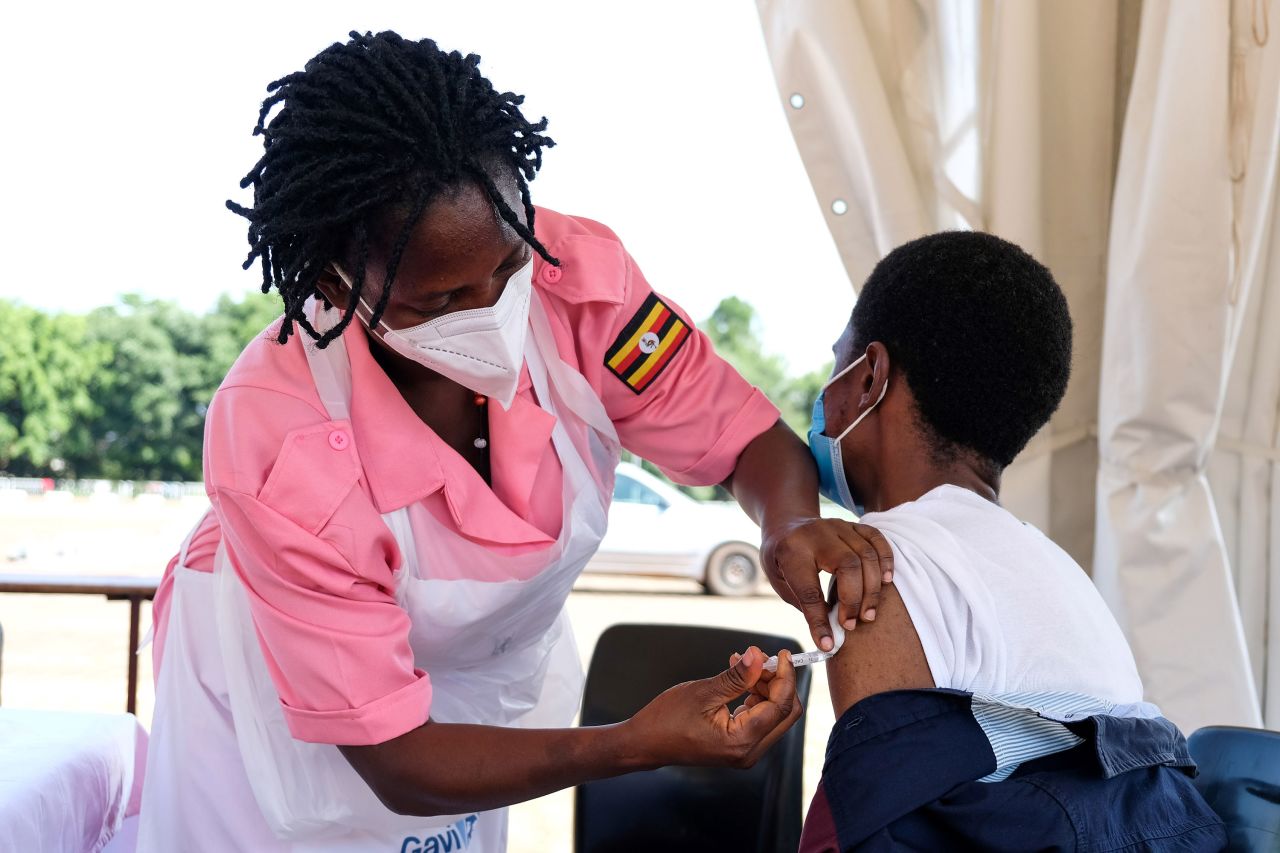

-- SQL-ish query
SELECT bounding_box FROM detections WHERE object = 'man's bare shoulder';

[826,583,935,717]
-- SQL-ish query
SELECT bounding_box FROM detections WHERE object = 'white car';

[586,462,764,596]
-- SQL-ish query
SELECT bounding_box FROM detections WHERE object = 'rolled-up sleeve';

[214,487,431,745]
[205,386,431,746]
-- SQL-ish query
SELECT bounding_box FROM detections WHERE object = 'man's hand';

[762,518,894,651]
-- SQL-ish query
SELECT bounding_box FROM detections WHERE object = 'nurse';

[138,31,892,852]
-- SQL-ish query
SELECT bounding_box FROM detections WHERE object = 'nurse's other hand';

[621,647,801,770]
[762,518,894,651]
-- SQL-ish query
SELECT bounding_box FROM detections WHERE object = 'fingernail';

[864,608,876,622]
[843,619,857,630]
[819,636,833,651]
[740,649,756,666]
[883,571,893,583]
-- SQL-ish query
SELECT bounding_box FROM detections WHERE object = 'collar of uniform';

[342,314,558,547]
[488,375,558,527]
[438,369,558,547]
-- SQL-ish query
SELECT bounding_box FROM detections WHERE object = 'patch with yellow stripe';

[605,293,692,394]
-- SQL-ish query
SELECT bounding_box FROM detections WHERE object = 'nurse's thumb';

[705,647,761,702]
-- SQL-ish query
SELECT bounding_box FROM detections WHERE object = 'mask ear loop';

[826,353,889,442]
[331,263,386,332]
[821,354,863,392]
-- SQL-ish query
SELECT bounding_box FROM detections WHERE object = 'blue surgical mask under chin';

[807,354,888,515]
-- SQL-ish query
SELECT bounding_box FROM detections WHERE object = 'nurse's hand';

[762,518,894,651]
[620,647,801,770]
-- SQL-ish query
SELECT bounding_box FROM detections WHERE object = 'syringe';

[760,603,847,672]
[762,648,836,671]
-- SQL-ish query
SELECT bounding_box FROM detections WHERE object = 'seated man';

[792,232,1226,851]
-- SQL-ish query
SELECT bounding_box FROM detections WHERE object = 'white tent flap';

[1093,0,1262,731]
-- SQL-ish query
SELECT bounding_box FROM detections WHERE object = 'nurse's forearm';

[723,420,820,530]
[339,649,801,817]
[723,419,891,649]
[340,720,645,816]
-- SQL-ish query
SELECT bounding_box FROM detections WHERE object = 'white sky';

[1,1,852,373]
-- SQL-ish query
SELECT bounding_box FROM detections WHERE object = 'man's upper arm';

[826,583,935,716]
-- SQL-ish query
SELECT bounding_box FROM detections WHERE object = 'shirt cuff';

[280,670,433,746]
[661,388,781,486]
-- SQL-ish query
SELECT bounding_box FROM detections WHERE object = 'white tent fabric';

[756,0,1132,569]
[1094,0,1265,732]
[757,0,1279,732]
[754,0,938,289]
[1208,0,1280,727]
[976,1,1134,565]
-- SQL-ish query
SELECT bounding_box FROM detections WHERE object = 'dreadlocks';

[227,30,559,347]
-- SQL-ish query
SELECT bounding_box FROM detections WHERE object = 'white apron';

[138,294,620,852]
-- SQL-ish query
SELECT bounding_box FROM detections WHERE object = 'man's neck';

[863,463,1000,514]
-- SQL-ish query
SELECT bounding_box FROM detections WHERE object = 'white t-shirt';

[859,485,1144,704]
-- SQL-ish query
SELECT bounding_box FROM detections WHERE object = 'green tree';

[4,290,825,485]
[626,297,833,499]
[702,296,832,434]
[774,365,831,433]
[200,291,284,387]
[68,291,281,481]
[0,301,108,476]
[193,291,285,423]
[703,297,789,398]
[74,297,199,480]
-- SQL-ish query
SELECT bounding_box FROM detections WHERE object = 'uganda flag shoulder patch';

[604,293,692,394]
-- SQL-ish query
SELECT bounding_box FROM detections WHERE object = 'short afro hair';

[849,231,1072,469]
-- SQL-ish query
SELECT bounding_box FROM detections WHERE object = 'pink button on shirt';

[153,209,780,746]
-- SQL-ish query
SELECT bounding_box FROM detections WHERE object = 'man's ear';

[860,342,891,407]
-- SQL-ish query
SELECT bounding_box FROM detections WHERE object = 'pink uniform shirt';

[153,209,779,745]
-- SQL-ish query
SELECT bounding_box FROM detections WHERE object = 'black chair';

[575,624,812,853]
[1187,725,1280,852]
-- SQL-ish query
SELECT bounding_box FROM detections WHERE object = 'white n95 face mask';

[332,259,534,409]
